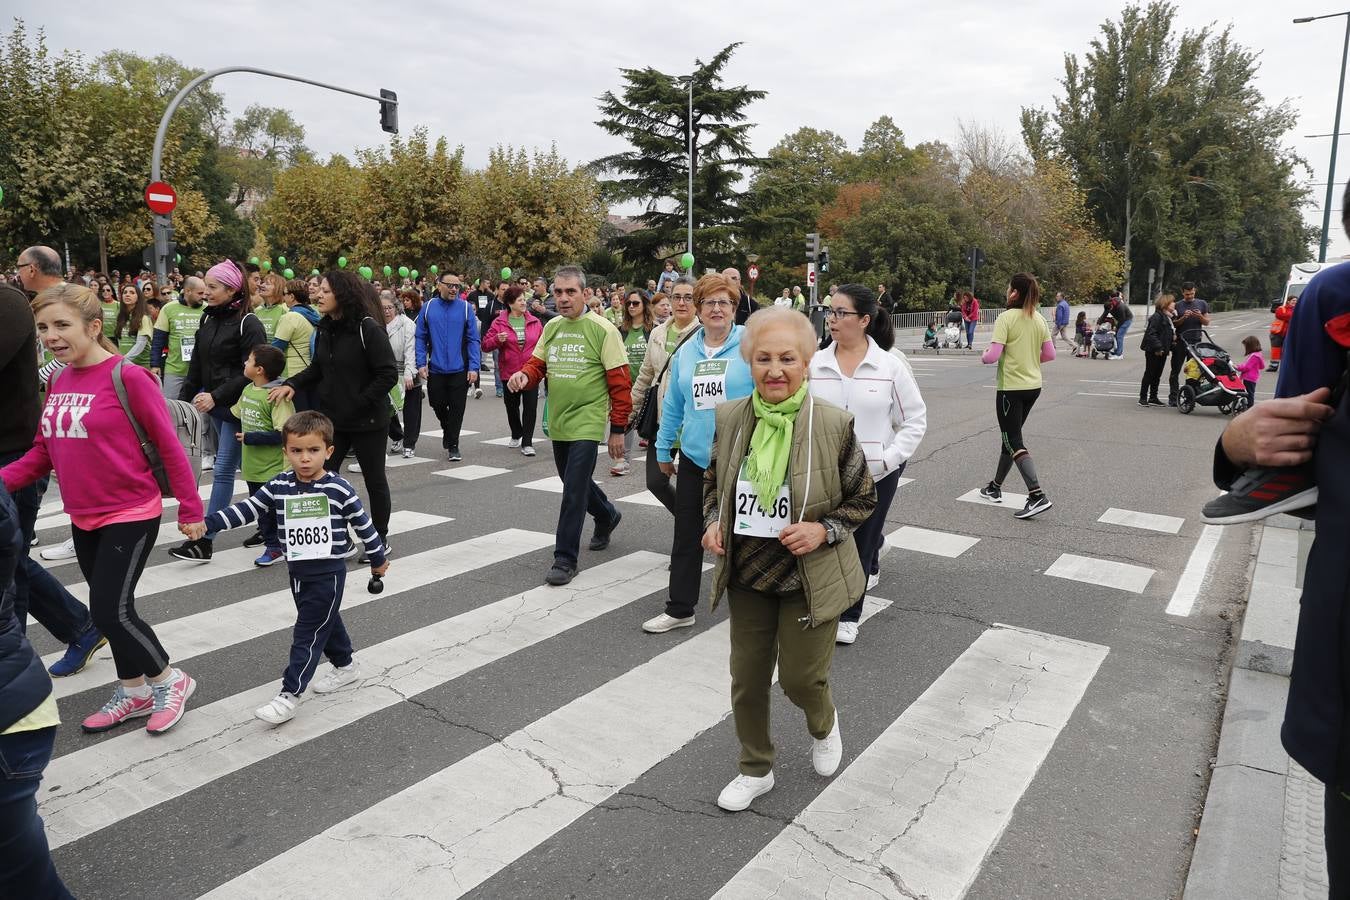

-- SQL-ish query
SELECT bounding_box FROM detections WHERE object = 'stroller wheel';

[1178,385,1197,415]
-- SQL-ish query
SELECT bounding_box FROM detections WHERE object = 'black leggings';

[326,429,391,539]
[503,386,538,446]
[71,516,168,680]
[996,389,1040,458]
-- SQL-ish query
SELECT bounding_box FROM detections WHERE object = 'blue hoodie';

[656,325,753,469]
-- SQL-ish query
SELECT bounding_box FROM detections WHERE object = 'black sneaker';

[1013,493,1053,520]
[978,482,1002,503]
[589,511,622,551]
[448,447,462,462]
[545,562,578,586]
[1201,466,1318,525]
[358,538,391,565]
[1148,398,1165,406]
[168,539,213,562]
[242,531,265,548]
[1138,399,1149,407]
[1167,397,1178,407]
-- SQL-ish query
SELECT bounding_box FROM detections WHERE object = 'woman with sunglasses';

[612,290,654,476]
[630,277,698,512]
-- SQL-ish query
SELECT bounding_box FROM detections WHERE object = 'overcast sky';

[17,0,1350,263]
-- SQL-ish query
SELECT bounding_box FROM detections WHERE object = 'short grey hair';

[740,306,818,364]
[671,275,695,289]
[553,265,586,287]
[22,245,62,277]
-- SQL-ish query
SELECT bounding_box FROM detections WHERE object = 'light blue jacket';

[656,325,754,469]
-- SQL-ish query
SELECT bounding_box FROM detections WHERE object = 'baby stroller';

[941,321,963,348]
[1089,323,1115,359]
[1177,331,1249,416]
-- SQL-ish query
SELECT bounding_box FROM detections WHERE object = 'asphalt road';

[30,308,1270,899]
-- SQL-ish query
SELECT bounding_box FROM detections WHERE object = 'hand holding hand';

[507,372,528,393]
[418,366,428,381]
[192,392,215,413]
[180,521,206,540]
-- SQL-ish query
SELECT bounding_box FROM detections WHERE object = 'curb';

[1184,517,1326,898]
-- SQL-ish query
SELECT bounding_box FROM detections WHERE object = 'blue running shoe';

[49,626,107,677]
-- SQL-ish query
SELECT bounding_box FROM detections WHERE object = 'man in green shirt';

[152,275,206,401]
[508,265,632,586]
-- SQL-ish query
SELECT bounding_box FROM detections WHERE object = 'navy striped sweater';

[204,471,385,573]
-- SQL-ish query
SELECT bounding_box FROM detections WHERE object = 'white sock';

[124,683,151,698]
[148,668,179,686]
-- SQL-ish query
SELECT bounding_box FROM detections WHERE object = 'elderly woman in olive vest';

[700,307,876,813]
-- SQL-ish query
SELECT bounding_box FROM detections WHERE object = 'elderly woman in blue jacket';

[643,273,755,635]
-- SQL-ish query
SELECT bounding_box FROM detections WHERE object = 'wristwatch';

[823,522,840,545]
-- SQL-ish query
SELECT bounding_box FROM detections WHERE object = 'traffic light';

[805,232,820,262]
[819,247,830,273]
[379,89,399,134]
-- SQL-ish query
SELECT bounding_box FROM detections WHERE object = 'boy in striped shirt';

[189,411,389,724]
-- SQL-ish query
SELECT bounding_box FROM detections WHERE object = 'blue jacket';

[656,325,754,469]
[415,296,481,375]
[1055,298,1070,327]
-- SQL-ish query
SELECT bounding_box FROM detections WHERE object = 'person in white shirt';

[808,283,927,645]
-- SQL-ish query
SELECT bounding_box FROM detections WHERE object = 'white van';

[1281,260,1347,304]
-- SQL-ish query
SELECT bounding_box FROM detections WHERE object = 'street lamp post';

[685,73,694,262]
[1295,12,1350,262]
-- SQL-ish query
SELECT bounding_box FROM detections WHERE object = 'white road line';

[1076,380,1141,386]
[517,475,565,492]
[419,429,479,439]
[483,435,549,446]
[205,597,890,899]
[956,486,1028,508]
[1076,391,1138,398]
[1165,525,1224,616]
[41,552,679,850]
[1098,507,1185,535]
[352,455,432,471]
[40,529,554,701]
[33,480,245,533]
[432,465,510,481]
[56,510,450,605]
[616,490,668,507]
[713,625,1108,900]
[1045,553,1154,594]
[885,525,980,558]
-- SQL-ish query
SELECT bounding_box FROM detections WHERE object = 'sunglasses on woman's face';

[627,300,642,307]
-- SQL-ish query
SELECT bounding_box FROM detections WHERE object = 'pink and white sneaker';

[81,685,154,733]
[146,669,197,735]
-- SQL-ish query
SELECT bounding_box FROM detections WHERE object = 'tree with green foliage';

[591,43,765,272]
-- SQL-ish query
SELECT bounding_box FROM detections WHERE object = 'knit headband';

[206,260,243,292]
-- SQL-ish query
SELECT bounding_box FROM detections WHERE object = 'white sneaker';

[610,459,630,476]
[642,613,695,634]
[717,771,775,812]
[473,387,483,399]
[312,661,360,694]
[402,448,416,459]
[866,572,880,591]
[812,713,843,776]
[508,437,522,448]
[40,537,77,561]
[348,462,362,474]
[835,621,859,645]
[521,446,536,457]
[388,440,403,455]
[254,691,299,725]
[201,457,214,472]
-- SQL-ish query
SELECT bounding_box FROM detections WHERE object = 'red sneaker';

[146,670,197,735]
[81,686,154,733]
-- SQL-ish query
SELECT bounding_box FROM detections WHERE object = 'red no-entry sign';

[145,181,177,215]
[747,265,760,281]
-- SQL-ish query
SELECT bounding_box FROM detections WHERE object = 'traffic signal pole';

[149,66,398,283]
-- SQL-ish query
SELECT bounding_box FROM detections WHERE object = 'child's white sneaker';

[312,661,360,694]
[255,691,299,725]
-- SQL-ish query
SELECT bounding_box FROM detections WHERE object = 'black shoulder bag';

[635,324,701,440]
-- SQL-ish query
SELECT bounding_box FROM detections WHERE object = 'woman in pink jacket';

[479,286,544,456]
[0,284,204,736]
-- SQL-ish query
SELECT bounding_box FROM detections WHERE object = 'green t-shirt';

[100,302,120,339]
[116,314,154,368]
[604,306,624,327]
[533,311,628,442]
[509,314,527,348]
[272,311,315,378]
[623,326,648,380]
[254,302,288,343]
[992,308,1052,391]
[230,383,296,483]
[154,300,203,376]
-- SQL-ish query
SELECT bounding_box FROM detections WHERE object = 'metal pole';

[687,73,694,260]
[150,66,397,282]
[1322,15,1350,262]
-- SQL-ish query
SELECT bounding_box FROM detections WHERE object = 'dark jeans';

[1329,785,1350,898]
[71,515,167,680]
[325,429,390,540]
[1244,379,1257,408]
[1140,351,1167,402]
[1167,342,1191,400]
[645,449,676,515]
[388,385,423,450]
[427,371,469,451]
[842,466,903,623]
[666,457,706,619]
[550,439,619,568]
[282,570,353,696]
[246,481,281,552]
[503,386,538,446]
[0,450,92,645]
[0,726,73,900]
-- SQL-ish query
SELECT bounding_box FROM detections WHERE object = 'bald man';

[721,267,757,325]
[152,275,207,400]
[15,245,64,296]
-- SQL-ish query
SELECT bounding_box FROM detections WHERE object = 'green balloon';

[680,252,694,270]
[249,256,260,265]
[278,256,287,267]
[311,268,320,276]
[500,266,512,280]
[261,260,272,272]
[429,264,438,276]
[337,256,348,269]
[410,269,419,280]
[398,265,410,278]
[382,265,393,277]
[175,253,182,264]
[359,265,373,280]
[283,268,294,279]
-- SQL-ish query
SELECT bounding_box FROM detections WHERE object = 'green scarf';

[744,385,807,509]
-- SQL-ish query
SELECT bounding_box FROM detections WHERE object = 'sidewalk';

[1184,514,1326,898]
